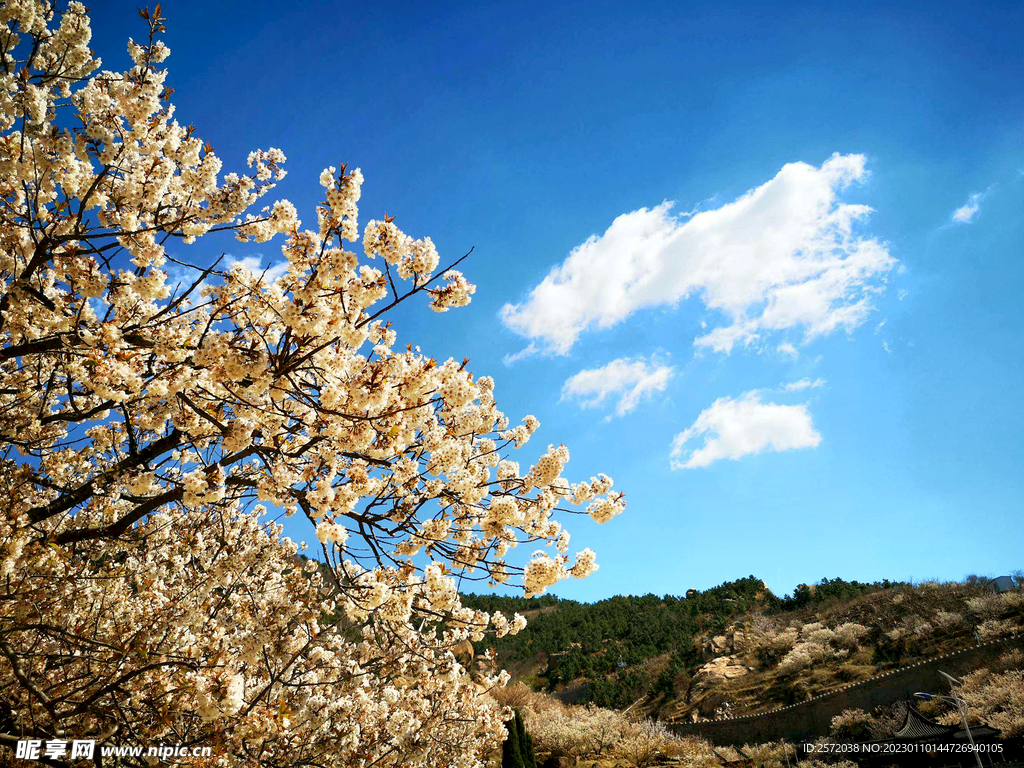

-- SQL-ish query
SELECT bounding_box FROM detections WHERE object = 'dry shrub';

[1003,590,1024,610]
[490,681,535,711]
[742,740,796,768]
[663,736,720,767]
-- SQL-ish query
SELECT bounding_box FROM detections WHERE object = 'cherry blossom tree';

[0,2,624,765]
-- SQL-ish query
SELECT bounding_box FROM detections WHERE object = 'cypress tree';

[501,709,536,768]
[501,713,524,768]
[521,721,537,768]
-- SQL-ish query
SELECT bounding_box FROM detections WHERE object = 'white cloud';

[670,390,822,469]
[783,377,826,391]
[777,342,799,358]
[897,289,908,301]
[882,339,892,354]
[502,343,538,366]
[230,254,289,284]
[501,153,896,355]
[561,357,674,417]
[165,262,204,294]
[231,255,263,272]
[951,192,984,223]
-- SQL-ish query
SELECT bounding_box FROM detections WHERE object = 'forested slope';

[464,574,1023,718]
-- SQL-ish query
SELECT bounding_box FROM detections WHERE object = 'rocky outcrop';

[685,652,752,720]
[702,627,747,659]
[704,635,730,659]
[693,655,750,690]
[732,630,746,652]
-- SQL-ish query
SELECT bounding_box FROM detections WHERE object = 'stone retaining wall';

[669,634,1022,746]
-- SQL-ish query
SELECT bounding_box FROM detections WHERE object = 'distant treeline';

[779,577,904,610]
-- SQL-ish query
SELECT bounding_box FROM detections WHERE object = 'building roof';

[853,702,1002,747]
[894,706,956,739]
[989,575,1015,593]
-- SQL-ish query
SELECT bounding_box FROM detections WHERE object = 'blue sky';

[95,1,1023,599]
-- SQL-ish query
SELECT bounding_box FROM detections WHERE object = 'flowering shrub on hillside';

[776,621,869,673]
[617,718,677,768]
[832,622,870,648]
[525,703,624,762]
[937,651,1024,738]
[514,692,701,767]
[829,708,874,741]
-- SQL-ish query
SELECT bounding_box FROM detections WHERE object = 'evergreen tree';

[501,713,524,768]
[520,710,538,768]
[501,710,537,768]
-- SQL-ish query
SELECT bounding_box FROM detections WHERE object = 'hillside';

[464,576,776,709]
[463,573,1024,721]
